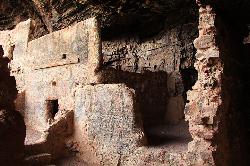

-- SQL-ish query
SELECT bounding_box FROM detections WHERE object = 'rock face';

[0,0,197,39]
[101,20,198,127]
[0,46,26,165]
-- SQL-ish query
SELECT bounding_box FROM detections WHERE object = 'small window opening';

[46,99,59,119]
[52,81,56,86]
[62,54,67,59]
[8,45,15,60]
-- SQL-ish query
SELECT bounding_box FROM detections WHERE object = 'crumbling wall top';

[27,18,101,72]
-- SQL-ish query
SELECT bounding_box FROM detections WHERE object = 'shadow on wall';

[99,68,192,146]
[0,45,26,165]
[180,67,198,102]
[214,9,250,166]
[100,68,168,125]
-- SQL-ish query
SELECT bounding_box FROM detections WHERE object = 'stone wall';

[0,18,101,131]
[0,19,31,119]
[185,4,222,165]
[0,1,249,165]
[74,84,145,165]
[24,18,101,131]
[0,13,199,166]
[0,19,31,91]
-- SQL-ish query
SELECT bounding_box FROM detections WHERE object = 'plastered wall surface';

[1,18,101,131]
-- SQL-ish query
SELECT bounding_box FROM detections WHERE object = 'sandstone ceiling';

[0,0,197,39]
[0,0,249,40]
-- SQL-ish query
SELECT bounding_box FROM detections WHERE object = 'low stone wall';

[73,84,145,165]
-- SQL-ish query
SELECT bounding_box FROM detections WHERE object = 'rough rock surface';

[0,0,250,165]
[74,84,145,165]
[101,18,198,128]
[0,0,198,40]
[0,46,26,165]
[185,4,222,165]
[0,0,249,40]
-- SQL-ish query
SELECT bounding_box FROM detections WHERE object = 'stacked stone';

[185,2,223,165]
[0,46,26,165]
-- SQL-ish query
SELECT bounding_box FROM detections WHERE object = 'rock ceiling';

[0,0,249,39]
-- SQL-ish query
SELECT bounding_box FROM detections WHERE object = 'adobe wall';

[0,18,101,131]
[24,18,101,131]
[73,84,145,165]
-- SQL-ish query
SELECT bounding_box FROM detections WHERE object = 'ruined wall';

[24,18,101,131]
[0,17,101,132]
[73,84,145,165]
[0,9,221,166]
[185,3,223,165]
[0,20,31,118]
[121,3,231,166]
[0,1,249,165]
[0,19,30,91]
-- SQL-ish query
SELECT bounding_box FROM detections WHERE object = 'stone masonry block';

[74,84,145,165]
